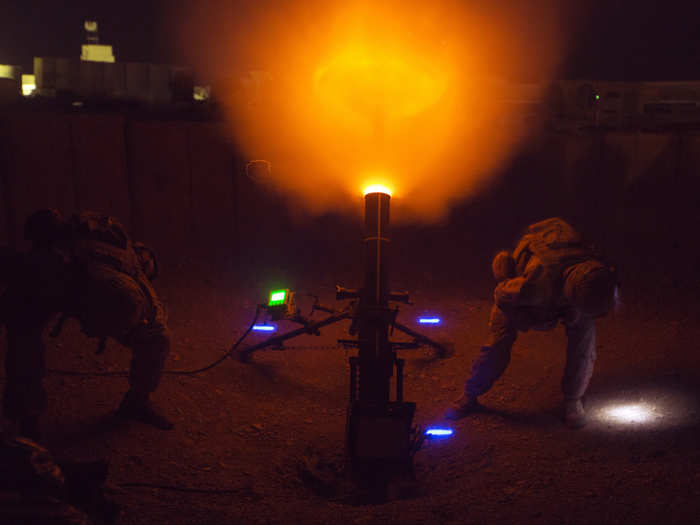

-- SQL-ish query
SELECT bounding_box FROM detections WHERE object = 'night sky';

[0,0,698,81]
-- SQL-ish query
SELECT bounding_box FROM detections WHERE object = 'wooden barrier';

[0,160,8,246]
[187,122,236,263]
[69,114,131,228]
[126,120,191,258]
[1,113,75,250]
[1,110,699,266]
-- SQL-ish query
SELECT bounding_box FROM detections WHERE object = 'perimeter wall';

[1,111,699,275]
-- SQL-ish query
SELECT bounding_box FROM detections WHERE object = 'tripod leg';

[392,322,454,358]
[237,313,351,362]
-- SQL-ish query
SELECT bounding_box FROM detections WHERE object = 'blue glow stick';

[418,317,441,325]
[425,428,454,437]
[252,324,276,332]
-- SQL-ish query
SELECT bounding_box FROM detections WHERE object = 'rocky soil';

[2,253,698,524]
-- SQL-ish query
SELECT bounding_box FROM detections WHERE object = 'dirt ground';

[2,247,700,524]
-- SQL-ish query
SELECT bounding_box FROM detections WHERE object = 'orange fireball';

[174,0,570,221]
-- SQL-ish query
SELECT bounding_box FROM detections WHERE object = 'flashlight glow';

[418,317,441,325]
[252,324,276,332]
[603,404,657,424]
[588,387,697,430]
[425,428,454,437]
[363,184,392,196]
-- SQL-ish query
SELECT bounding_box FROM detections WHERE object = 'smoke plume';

[172,0,573,222]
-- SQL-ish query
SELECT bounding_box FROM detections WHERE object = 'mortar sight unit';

[238,189,453,474]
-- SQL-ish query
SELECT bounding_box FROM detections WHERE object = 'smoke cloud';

[172,0,573,222]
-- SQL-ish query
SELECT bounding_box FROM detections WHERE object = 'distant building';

[193,85,211,102]
[80,21,116,63]
[0,64,22,101]
[546,80,700,130]
[34,57,194,105]
[21,74,36,96]
[32,20,194,106]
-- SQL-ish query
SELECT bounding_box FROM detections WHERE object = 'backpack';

[68,212,142,279]
[513,218,592,274]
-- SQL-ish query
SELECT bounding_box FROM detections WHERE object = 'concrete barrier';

[676,133,700,235]
[78,61,104,98]
[622,133,681,239]
[499,134,568,226]
[562,133,603,234]
[125,63,149,103]
[563,133,601,192]
[633,133,680,185]
[526,134,567,216]
[679,133,700,181]
[55,58,79,94]
[149,65,171,104]
[600,132,636,237]
[103,63,126,99]
[602,132,636,185]
[0,77,20,103]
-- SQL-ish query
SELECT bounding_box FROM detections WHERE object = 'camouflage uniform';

[1,210,170,433]
[464,218,615,403]
[2,245,70,426]
[0,433,118,524]
[68,212,170,402]
[0,434,88,525]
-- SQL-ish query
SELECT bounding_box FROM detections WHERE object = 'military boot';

[116,391,174,430]
[564,399,587,428]
[445,394,481,420]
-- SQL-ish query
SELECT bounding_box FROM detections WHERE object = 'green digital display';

[268,290,287,306]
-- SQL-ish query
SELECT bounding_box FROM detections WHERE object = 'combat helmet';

[24,209,70,246]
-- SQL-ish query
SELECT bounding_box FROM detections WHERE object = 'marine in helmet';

[445,217,619,428]
[0,429,120,524]
[1,209,173,440]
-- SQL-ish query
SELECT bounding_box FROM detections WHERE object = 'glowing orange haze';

[175,1,571,222]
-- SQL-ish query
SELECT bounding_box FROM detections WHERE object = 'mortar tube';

[358,191,393,403]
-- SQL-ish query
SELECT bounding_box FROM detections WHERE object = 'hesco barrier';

[0,110,699,264]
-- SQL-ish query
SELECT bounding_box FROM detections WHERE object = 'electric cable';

[47,306,261,377]
[117,482,245,494]
[45,369,128,377]
[164,305,260,375]
[46,307,261,499]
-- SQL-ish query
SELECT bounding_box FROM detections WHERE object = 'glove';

[133,243,158,281]
[492,251,515,282]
